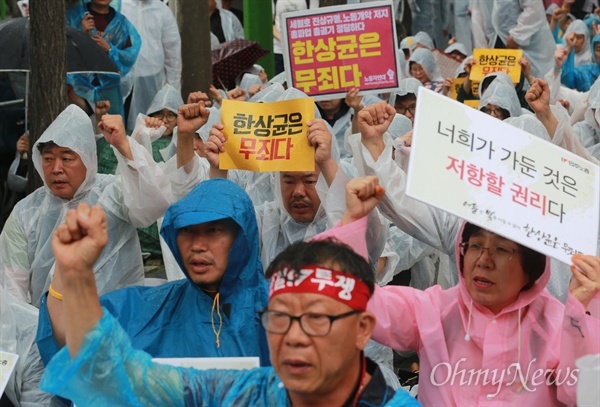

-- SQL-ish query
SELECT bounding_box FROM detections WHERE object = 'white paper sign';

[407,88,600,264]
[0,351,19,397]
[153,357,260,371]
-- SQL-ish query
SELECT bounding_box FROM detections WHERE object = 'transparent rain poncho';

[478,78,522,119]
[472,0,555,78]
[120,0,182,128]
[408,31,434,54]
[0,105,172,306]
[39,310,419,406]
[408,48,444,82]
[0,285,57,406]
[562,20,592,67]
[574,80,600,147]
[388,78,423,107]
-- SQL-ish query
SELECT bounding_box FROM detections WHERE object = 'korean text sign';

[281,1,401,101]
[220,98,315,172]
[470,48,523,83]
[407,88,599,264]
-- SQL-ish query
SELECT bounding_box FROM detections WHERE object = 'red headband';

[269,265,371,311]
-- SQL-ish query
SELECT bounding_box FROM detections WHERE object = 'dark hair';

[37,141,57,154]
[265,238,375,294]
[460,223,546,291]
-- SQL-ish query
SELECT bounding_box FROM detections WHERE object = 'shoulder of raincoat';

[368,221,600,406]
[39,308,421,406]
[1,286,57,406]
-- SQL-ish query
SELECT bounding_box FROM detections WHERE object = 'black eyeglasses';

[459,242,518,262]
[259,309,361,337]
[396,104,416,115]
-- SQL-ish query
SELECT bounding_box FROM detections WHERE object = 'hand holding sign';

[342,176,385,225]
[206,124,226,169]
[308,118,337,185]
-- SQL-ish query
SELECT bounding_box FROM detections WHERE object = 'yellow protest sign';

[469,48,523,83]
[464,100,480,109]
[220,99,315,172]
[449,78,465,100]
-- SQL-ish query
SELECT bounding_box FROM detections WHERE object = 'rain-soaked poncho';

[0,105,172,306]
[37,179,270,370]
[66,2,141,77]
[37,220,419,407]
[478,78,523,119]
[408,31,435,53]
[562,20,592,67]
[574,80,600,147]
[349,112,599,297]
[121,0,182,128]
[388,78,423,108]
[0,285,57,407]
[368,222,600,406]
[470,0,555,78]
[408,48,444,92]
[561,33,600,92]
[408,0,449,50]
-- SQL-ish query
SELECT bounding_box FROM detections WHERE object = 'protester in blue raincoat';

[556,33,600,92]
[37,181,420,406]
[36,179,270,368]
[66,0,141,118]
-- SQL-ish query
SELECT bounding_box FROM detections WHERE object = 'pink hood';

[369,222,599,406]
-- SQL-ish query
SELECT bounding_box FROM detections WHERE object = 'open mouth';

[473,277,493,288]
[283,360,312,374]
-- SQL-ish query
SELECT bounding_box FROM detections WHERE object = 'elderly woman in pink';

[363,197,600,405]
[338,175,600,405]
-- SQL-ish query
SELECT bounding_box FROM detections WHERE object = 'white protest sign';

[0,351,19,397]
[153,357,260,371]
[407,88,599,264]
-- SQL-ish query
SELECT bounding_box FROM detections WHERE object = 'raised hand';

[342,176,386,225]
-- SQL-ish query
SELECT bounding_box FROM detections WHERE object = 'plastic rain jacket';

[0,105,172,306]
[368,222,600,406]
[37,179,270,369]
[0,285,57,407]
[562,20,592,67]
[470,0,555,78]
[478,79,523,119]
[408,48,444,92]
[561,33,600,92]
[574,80,600,147]
[121,0,182,128]
[38,220,419,407]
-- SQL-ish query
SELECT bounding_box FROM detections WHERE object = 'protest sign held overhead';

[470,48,523,83]
[220,98,315,172]
[281,1,401,101]
[407,88,599,265]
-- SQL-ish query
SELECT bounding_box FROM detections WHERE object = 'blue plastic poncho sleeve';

[106,16,141,76]
[560,48,599,92]
[36,293,61,366]
[39,309,266,407]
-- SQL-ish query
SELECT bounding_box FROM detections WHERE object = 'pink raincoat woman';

[368,222,600,406]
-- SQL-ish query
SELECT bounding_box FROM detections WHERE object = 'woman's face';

[594,43,600,64]
[410,63,430,84]
[462,230,529,314]
[574,33,586,53]
[482,104,507,121]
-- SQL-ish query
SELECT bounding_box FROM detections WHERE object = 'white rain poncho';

[574,80,600,147]
[452,0,473,53]
[409,31,435,53]
[408,0,449,50]
[388,114,413,172]
[0,105,173,306]
[213,8,244,43]
[121,0,182,129]
[478,78,522,118]
[562,20,592,67]
[146,83,183,116]
[444,42,468,58]
[408,48,444,82]
[0,285,57,406]
[7,153,27,194]
[470,0,555,78]
[388,78,423,107]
